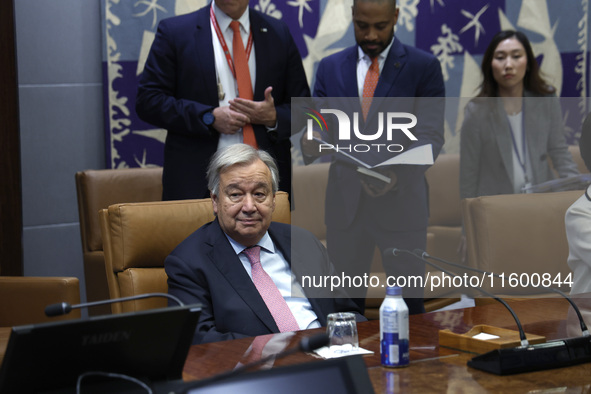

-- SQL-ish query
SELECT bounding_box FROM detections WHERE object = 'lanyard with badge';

[507,107,532,193]
[210,5,253,101]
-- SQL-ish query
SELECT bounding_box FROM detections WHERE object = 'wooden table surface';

[0,297,589,393]
[181,296,591,393]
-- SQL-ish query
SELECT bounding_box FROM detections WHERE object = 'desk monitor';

[183,354,375,394]
[0,304,201,394]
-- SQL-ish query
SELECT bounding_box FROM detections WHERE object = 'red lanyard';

[210,5,253,80]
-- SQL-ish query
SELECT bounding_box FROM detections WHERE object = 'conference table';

[180,296,591,393]
[0,296,589,392]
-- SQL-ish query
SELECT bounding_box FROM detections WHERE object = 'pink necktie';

[362,57,379,120]
[242,335,273,364]
[243,246,300,332]
[230,21,257,148]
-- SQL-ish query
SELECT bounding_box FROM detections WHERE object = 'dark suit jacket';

[460,91,579,199]
[165,219,363,344]
[313,39,445,231]
[136,5,310,200]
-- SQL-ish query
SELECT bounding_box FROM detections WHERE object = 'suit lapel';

[269,224,328,325]
[342,47,361,98]
[374,38,406,98]
[250,11,270,100]
[196,6,222,105]
[269,227,290,264]
[492,98,515,181]
[207,220,279,332]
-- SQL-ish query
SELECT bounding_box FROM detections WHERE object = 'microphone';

[299,332,330,352]
[45,292,184,317]
[414,248,590,337]
[383,247,530,347]
[181,333,329,392]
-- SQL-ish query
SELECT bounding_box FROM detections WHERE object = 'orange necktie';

[230,21,257,148]
[362,57,379,120]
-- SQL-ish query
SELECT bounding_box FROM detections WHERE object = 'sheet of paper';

[374,144,434,166]
[313,345,374,359]
[472,332,501,341]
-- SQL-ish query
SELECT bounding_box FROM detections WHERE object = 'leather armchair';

[75,168,163,315]
[99,192,291,314]
[292,159,462,318]
[0,276,81,327]
[425,153,463,264]
[462,190,582,302]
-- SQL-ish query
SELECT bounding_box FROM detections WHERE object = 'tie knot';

[230,20,241,34]
[243,245,261,266]
[370,56,379,70]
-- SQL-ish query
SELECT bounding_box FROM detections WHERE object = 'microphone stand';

[45,293,184,316]
[388,248,591,375]
[389,248,530,347]
[416,249,590,337]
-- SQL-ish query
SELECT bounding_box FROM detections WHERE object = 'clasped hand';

[212,87,276,134]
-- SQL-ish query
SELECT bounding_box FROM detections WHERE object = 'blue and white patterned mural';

[101,0,590,168]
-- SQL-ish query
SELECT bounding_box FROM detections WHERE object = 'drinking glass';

[326,312,359,353]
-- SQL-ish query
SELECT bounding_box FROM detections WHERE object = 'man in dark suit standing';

[136,0,309,200]
[303,0,445,314]
[165,144,363,344]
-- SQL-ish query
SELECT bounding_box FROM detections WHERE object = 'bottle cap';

[386,286,402,296]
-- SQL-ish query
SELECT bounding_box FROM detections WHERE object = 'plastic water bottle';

[380,286,409,367]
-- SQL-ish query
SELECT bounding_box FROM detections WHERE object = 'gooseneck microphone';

[383,247,530,347]
[299,332,331,352]
[44,292,184,317]
[181,333,329,392]
[413,248,590,337]
[386,248,591,375]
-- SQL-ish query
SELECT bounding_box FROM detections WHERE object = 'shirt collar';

[213,2,251,34]
[226,231,275,255]
[357,35,396,64]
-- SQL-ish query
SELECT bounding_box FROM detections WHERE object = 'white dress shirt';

[211,3,256,150]
[565,185,591,295]
[356,37,395,99]
[507,112,533,193]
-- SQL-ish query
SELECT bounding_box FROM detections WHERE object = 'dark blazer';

[136,5,310,200]
[459,91,579,199]
[313,39,445,231]
[165,219,364,344]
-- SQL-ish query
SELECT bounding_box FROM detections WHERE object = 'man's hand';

[360,167,398,197]
[229,86,277,128]
[212,106,251,135]
[301,131,326,157]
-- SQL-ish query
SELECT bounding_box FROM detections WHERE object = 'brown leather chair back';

[75,168,163,314]
[292,159,461,316]
[425,153,463,265]
[462,190,582,296]
[292,162,330,242]
[100,192,291,313]
[426,153,461,227]
[0,277,81,327]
